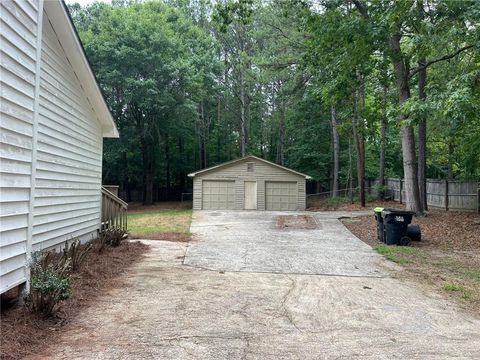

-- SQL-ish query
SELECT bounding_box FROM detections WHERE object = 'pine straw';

[307,198,404,212]
[343,209,480,251]
[0,241,149,360]
[342,209,480,313]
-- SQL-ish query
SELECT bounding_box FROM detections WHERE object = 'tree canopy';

[69,0,480,209]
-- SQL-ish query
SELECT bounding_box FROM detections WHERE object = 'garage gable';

[188,156,310,180]
[190,156,310,211]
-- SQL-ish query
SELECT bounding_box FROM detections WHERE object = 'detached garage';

[188,156,311,211]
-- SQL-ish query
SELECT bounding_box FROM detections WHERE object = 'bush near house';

[1,235,148,360]
[25,251,72,317]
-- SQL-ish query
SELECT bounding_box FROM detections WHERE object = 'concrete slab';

[36,239,480,360]
[185,210,389,277]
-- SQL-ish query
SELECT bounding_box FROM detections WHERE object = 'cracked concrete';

[33,211,480,359]
[185,211,390,277]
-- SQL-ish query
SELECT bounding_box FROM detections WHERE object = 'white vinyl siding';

[0,0,39,293]
[32,12,102,251]
[1,2,106,294]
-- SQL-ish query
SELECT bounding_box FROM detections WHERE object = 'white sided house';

[0,0,120,294]
[189,156,311,211]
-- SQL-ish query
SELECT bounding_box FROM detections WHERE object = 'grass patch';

[373,244,420,265]
[443,282,474,299]
[128,209,192,238]
[463,270,480,283]
[444,282,465,292]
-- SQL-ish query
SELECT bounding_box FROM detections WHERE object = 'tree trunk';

[353,79,365,208]
[140,129,154,205]
[352,120,365,207]
[178,137,185,189]
[197,101,208,169]
[379,84,387,197]
[165,133,171,199]
[390,33,423,214]
[417,62,428,210]
[143,152,154,205]
[240,73,247,157]
[447,142,454,180]
[217,97,221,163]
[277,99,286,166]
[330,105,340,197]
[348,134,354,204]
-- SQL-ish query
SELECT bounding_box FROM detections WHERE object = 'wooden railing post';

[101,186,128,234]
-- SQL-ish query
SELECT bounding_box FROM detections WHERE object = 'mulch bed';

[342,209,480,313]
[307,198,404,212]
[343,209,480,251]
[0,241,149,360]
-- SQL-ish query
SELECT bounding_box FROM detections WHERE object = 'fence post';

[399,178,403,204]
[445,179,449,211]
[477,187,479,214]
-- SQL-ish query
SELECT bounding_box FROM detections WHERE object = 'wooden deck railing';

[101,186,128,232]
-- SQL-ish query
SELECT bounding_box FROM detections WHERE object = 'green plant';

[25,251,72,316]
[374,184,390,200]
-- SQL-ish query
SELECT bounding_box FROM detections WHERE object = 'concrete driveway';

[185,210,388,277]
[37,211,480,359]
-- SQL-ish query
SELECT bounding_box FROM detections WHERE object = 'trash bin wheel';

[399,236,411,246]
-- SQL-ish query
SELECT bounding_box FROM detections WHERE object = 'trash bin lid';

[374,207,384,213]
[386,208,415,215]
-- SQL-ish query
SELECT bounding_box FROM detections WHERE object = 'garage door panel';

[202,180,235,210]
[265,182,297,211]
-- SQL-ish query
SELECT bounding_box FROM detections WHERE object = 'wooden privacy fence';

[367,178,479,212]
[101,186,128,232]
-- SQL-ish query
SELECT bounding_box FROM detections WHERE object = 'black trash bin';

[406,224,421,241]
[374,207,385,242]
[381,209,415,245]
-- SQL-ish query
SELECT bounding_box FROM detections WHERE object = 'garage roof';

[188,155,312,179]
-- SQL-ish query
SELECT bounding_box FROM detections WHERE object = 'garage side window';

[247,162,254,172]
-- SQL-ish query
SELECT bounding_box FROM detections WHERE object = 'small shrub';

[101,227,127,248]
[25,251,72,316]
[374,184,390,200]
[60,238,92,272]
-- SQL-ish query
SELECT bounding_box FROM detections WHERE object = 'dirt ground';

[307,196,404,212]
[0,241,149,360]
[276,214,318,229]
[128,201,192,213]
[342,209,480,313]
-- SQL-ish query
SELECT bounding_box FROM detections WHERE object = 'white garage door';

[265,182,298,211]
[202,180,235,210]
